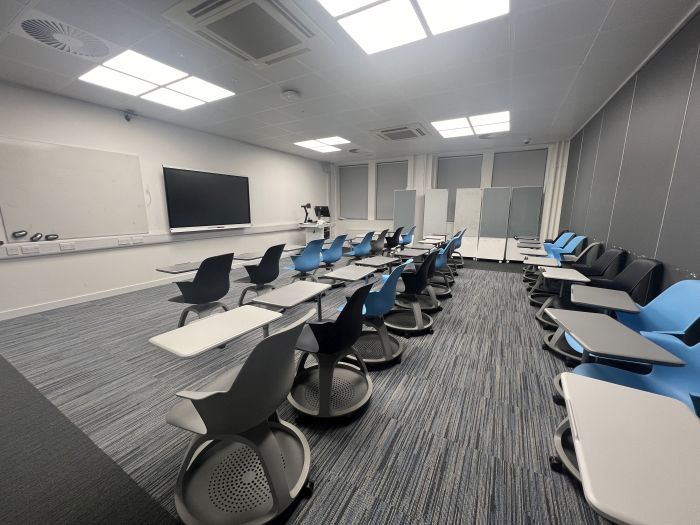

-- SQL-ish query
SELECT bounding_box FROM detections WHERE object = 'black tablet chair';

[541,258,664,358]
[385,250,440,336]
[371,229,389,255]
[236,244,285,306]
[288,284,373,418]
[395,248,442,313]
[166,310,315,525]
[524,242,603,287]
[354,261,411,366]
[384,226,404,254]
[171,253,233,327]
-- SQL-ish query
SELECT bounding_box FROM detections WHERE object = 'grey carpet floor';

[0,259,604,524]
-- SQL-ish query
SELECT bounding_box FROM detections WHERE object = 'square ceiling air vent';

[375,123,429,141]
[164,0,316,65]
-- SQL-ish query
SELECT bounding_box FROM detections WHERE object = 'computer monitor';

[314,205,330,218]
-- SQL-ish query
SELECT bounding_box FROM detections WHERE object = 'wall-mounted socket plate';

[6,245,20,256]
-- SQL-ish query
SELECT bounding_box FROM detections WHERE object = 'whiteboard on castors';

[423,188,448,236]
[0,137,148,241]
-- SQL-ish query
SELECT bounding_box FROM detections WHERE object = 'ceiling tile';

[0,55,74,92]
[253,58,312,83]
[0,33,95,78]
[512,35,593,77]
[253,108,299,125]
[603,0,698,31]
[0,0,24,34]
[278,73,340,100]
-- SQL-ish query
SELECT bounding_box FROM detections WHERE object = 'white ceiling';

[0,0,697,162]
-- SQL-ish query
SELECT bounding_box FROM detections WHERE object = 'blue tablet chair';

[354,261,411,365]
[289,239,324,281]
[399,226,416,249]
[572,332,700,416]
[321,234,347,270]
[345,231,373,265]
[550,279,700,363]
[449,229,466,270]
[430,238,458,298]
[529,236,588,306]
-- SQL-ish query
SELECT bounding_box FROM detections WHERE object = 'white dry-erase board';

[0,137,148,241]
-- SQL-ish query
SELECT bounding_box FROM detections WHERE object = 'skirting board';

[476,237,507,261]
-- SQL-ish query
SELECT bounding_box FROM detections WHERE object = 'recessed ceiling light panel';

[431,117,471,131]
[417,0,509,36]
[317,0,379,17]
[167,76,234,102]
[439,127,474,138]
[318,136,350,145]
[79,65,157,96]
[104,50,187,85]
[295,140,326,149]
[140,88,204,110]
[469,111,510,126]
[313,145,342,153]
[338,0,427,54]
[472,122,510,134]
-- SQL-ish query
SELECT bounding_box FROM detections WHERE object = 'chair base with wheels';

[354,317,404,366]
[384,296,435,336]
[170,298,229,327]
[288,350,373,418]
[549,417,581,481]
[173,414,312,525]
[395,285,441,313]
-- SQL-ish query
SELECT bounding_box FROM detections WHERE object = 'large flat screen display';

[163,167,251,233]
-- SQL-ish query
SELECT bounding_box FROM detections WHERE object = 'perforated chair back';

[612,258,663,305]
[385,227,404,250]
[182,253,233,304]
[246,244,284,284]
[371,229,389,253]
[348,231,374,257]
[179,310,313,435]
[292,239,325,272]
[400,225,416,246]
[322,235,347,264]
[365,261,411,317]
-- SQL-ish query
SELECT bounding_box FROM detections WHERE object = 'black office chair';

[170,253,233,327]
[236,244,285,306]
[384,226,404,254]
[371,229,389,255]
[539,256,663,334]
[166,310,315,525]
[288,284,373,418]
[385,250,440,335]
[570,248,627,277]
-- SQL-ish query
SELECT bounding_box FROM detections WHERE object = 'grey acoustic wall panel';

[339,164,368,219]
[436,155,482,221]
[559,131,583,230]
[656,26,700,286]
[376,161,407,220]
[492,149,548,187]
[570,114,602,233]
[393,189,416,232]
[585,81,635,243]
[423,189,449,236]
[508,187,543,238]
[479,187,512,237]
[608,21,699,256]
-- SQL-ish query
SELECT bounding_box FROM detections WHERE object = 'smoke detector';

[14,11,113,59]
[281,89,301,102]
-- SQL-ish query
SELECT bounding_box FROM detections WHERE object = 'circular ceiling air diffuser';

[21,19,109,58]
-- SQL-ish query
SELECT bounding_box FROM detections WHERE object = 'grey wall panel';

[339,164,368,219]
[570,114,602,233]
[492,149,548,187]
[479,187,511,238]
[393,189,416,232]
[608,21,699,256]
[559,131,583,230]
[436,155,482,221]
[656,32,700,286]
[508,187,543,237]
[376,161,407,219]
[585,81,635,243]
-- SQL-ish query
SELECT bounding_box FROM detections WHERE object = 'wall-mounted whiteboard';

[0,137,148,241]
[423,188,448,236]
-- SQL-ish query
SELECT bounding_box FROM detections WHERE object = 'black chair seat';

[295,324,320,353]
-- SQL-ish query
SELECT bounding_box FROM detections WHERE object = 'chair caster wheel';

[428,329,434,334]
[218,343,227,349]
[396,355,402,363]
[445,294,453,299]
[301,479,314,498]
[542,343,549,351]
[549,455,564,473]
[552,393,565,406]
[565,358,578,368]
[438,306,444,311]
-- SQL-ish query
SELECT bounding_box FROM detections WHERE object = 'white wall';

[0,81,328,319]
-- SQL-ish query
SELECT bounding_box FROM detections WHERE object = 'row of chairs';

[163,227,469,524]
[521,230,700,485]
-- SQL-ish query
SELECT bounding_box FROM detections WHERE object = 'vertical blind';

[339,164,369,219]
[436,155,483,221]
[375,161,408,220]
